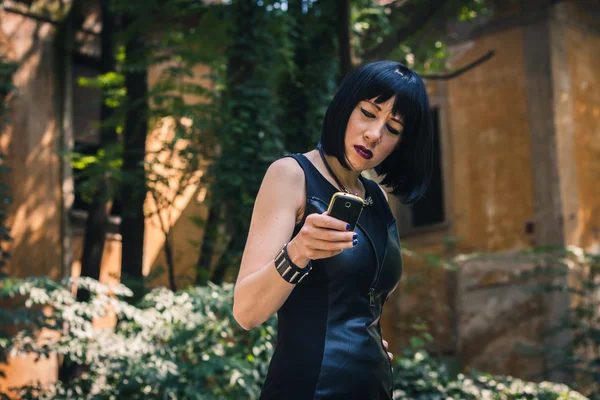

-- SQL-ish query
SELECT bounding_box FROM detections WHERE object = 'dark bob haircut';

[319,60,433,204]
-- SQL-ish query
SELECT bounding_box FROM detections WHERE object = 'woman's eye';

[386,125,400,135]
[360,108,376,118]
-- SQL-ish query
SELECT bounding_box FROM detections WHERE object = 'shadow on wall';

[1,12,63,280]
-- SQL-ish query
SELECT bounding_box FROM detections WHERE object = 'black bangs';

[368,71,422,137]
[320,61,433,203]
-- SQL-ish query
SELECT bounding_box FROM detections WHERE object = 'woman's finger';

[387,352,393,361]
[310,227,356,243]
[382,340,388,350]
[311,213,352,231]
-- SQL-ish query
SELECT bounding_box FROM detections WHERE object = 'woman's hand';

[383,339,393,361]
[286,213,357,267]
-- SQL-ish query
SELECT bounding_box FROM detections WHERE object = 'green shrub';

[393,348,588,400]
[0,278,275,399]
[0,277,589,399]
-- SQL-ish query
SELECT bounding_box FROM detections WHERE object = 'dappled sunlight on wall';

[143,115,209,288]
[141,61,215,288]
[0,12,63,279]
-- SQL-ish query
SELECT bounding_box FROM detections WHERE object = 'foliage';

[0,56,18,383]
[0,57,18,279]
[393,347,587,400]
[353,0,493,73]
[276,0,338,154]
[0,278,276,399]
[0,276,589,399]
[204,0,293,281]
[69,1,229,289]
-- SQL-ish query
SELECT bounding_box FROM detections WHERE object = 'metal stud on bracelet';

[274,243,312,284]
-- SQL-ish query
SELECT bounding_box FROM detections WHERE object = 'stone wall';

[383,1,600,381]
[455,253,545,379]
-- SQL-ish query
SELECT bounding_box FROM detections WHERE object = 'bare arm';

[233,158,355,330]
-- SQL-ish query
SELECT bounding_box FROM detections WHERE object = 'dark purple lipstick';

[354,145,373,160]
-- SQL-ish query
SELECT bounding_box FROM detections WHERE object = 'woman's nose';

[364,125,382,144]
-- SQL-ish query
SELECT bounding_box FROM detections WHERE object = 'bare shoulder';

[259,157,306,218]
[265,157,305,185]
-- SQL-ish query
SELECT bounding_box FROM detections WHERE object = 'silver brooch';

[363,196,374,207]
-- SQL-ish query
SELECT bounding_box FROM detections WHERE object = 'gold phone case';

[325,192,365,228]
[325,192,365,212]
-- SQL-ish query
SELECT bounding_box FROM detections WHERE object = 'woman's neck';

[322,153,363,194]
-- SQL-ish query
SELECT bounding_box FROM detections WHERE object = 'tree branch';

[421,49,495,80]
[362,0,449,62]
[2,6,98,36]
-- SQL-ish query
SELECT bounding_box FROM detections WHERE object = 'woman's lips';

[354,145,373,160]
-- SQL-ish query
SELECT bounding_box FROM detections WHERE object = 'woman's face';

[344,96,404,171]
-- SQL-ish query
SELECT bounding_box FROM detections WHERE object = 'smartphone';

[325,192,365,231]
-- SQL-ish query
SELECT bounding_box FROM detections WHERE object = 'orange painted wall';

[446,27,535,253]
[0,12,64,280]
[564,21,600,251]
[0,11,62,395]
[384,26,538,356]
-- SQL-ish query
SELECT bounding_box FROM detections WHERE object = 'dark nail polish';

[353,239,358,246]
[353,233,358,240]
[346,224,351,231]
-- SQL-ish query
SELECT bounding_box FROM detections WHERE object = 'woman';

[233,61,433,400]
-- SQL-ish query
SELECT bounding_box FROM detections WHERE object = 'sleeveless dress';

[259,153,403,400]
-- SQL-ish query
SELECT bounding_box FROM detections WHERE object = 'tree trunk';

[210,231,236,285]
[195,200,220,285]
[120,13,148,301]
[54,0,83,384]
[335,0,352,82]
[164,231,176,291]
[77,0,117,302]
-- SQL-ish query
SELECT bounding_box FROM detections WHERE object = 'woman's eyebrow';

[365,100,404,125]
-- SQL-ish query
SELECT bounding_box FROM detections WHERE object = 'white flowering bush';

[392,349,588,400]
[0,277,589,399]
[0,277,276,399]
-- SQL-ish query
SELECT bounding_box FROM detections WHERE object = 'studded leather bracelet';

[274,243,312,284]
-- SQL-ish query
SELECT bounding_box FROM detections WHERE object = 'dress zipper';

[361,227,383,308]
[368,288,375,307]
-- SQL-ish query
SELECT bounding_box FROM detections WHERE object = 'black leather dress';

[259,153,403,400]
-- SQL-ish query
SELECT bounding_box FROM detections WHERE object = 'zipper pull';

[368,287,375,307]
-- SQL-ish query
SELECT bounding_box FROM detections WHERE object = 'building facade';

[0,0,599,391]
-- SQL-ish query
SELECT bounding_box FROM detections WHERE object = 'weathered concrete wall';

[562,5,600,251]
[390,2,600,380]
[381,80,458,355]
[455,253,545,378]
[446,27,535,254]
[0,10,61,395]
[387,25,539,361]
[0,11,63,279]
